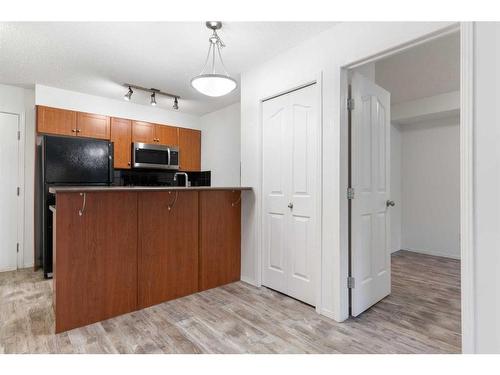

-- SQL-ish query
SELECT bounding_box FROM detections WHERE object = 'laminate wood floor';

[0,250,461,353]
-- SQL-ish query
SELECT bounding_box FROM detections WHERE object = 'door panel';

[350,72,391,316]
[132,121,155,143]
[36,106,76,136]
[178,128,201,171]
[110,118,132,169]
[77,112,110,139]
[0,112,19,271]
[155,124,179,146]
[262,84,319,306]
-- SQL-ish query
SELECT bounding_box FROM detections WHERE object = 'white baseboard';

[240,275,259,287]
[398,248,461,260]
[0,266,17,273]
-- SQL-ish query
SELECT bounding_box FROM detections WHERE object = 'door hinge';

[347,187,355,200]
[347,98,355,111]
[347,276,355,289]
[17,130,20,140]
[17,187,20,196]
[17,243,19,253]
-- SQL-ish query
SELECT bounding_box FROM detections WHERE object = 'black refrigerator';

[35,134,113,278]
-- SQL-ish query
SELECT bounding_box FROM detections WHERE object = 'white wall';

[474,22,500,354]
[390,123,402,253]
[0,84,36,268]
[240,21,456,322]
[399,117,460,258]
[35,84,201,130]
[200,103,241,186]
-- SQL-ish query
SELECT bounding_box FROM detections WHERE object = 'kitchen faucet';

[173,172,189,187]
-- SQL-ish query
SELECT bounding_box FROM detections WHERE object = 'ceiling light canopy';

[191,21,237,97]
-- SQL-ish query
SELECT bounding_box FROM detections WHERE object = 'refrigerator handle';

[108,142,114,185]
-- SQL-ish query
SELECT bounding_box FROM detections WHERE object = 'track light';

[124,86,133,101]
[123,84,179,109]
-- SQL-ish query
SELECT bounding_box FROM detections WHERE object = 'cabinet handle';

[76,129,81,133]
[128,162,131,166]
[231,191,242,207]
[71,129,76,133]
[167,191,178,211]
[78,193,86,216]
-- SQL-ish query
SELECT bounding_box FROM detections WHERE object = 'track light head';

[173,97,179,110]
[124,86,133,101]
[150,92,157,106]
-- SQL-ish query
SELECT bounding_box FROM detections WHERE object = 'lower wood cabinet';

[138,191,199,308]
[54,192,138,333]
[199,191,241,291]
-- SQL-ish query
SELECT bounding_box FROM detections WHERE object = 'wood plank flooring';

[0,250,461,353]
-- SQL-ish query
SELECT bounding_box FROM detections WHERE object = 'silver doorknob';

[288,202,294,209]
[386,200,395,207]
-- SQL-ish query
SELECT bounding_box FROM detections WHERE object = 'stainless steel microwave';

[132,142,180,170]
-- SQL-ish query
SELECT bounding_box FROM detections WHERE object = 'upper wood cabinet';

[37,106,77,136]
[155,125,178,146]
[54,192,138,333]
[131,121,155,143]
[110,118,132,169]
[77,112,110,140]
[179,128,201,171]
[138,191,199,309]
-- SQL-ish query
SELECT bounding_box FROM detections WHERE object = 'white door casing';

[0,112,20,272]
[350,73,391,316]
[262,84,319,306]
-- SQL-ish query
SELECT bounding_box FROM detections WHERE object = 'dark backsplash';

[113,169,211,187]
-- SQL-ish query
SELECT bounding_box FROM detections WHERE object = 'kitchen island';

[49,186,251,333]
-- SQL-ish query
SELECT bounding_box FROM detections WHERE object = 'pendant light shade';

[191,22,237,97]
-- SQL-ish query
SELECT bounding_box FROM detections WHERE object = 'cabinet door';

[77,112,111,139]
[36,106,76,136]
[110,117,132,169]
[155,124,179,146]
[54,192,138,333]
[132,121,155,144]
[179,128,201,171]
[138,191,199,308]
[199,191,241,291]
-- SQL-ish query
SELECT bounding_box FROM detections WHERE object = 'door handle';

[288,202,294,209]
[386,200,395,207]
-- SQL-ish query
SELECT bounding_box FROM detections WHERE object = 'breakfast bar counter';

[51,187,251,333]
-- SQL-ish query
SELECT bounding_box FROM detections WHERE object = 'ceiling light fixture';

[123,84,180,110]
[191,21,237,97]
[124,86,133,101]
[150,90,157,106]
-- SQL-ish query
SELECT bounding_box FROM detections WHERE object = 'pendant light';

[191,21,237,97]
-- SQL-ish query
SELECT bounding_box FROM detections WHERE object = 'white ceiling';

[0,22,335,115]
[374,32,460,104]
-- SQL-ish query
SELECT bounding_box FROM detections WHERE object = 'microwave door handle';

[167,147,171,167]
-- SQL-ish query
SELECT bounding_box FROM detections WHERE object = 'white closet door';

[262,93,290,294]
[350,72,391,316]
[0,112,20,272]
[262,84,319,306]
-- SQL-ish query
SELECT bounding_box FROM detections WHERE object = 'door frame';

[0,110,25,271]
[338,22,475,353]
[258,72,324,312]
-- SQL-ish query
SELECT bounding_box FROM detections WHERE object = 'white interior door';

[262,84,319,306]
[350,72,391,316]
[0,112,20,272]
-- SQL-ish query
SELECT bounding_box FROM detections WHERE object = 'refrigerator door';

[44,135,112,184]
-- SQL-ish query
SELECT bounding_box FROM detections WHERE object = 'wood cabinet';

[77,112,110,139]
[199,191,241,291]
[179,128,201,171]
[155,124,179,146]
[110,117,132,169]
[131,120,155,143]
[37,106,77,136]
[138,191,199,308]
[54,192,138,333]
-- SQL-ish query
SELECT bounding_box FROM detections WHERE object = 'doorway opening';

[346,31,461,351]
